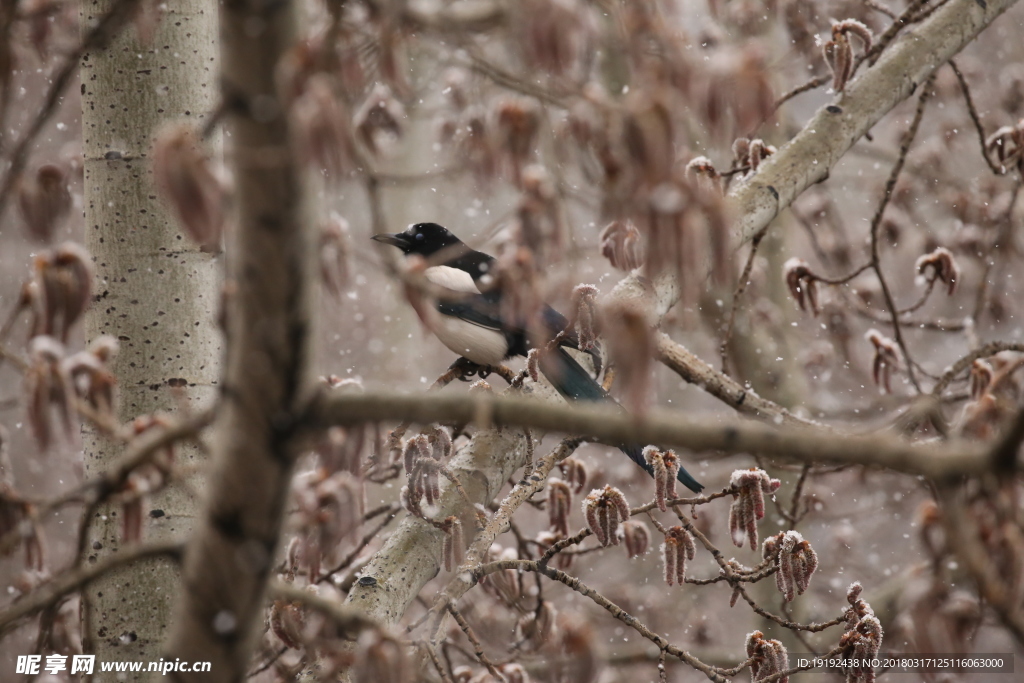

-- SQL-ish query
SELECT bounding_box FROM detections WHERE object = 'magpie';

[373,222,704,493]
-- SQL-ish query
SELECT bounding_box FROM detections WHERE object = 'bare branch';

[733,0,1019,243]
[309,390,996,479]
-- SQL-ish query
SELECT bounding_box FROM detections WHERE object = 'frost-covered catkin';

[840,581,884,682]
[764,531,819,602]
[582,485,630,546]
[643,447,680,511]
[660,526,695,586]
[746,630,790,683]
[728,469,781,550]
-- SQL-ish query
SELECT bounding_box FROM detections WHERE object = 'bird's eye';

[415,233,424,240]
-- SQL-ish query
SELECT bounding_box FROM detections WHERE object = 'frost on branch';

[685,155,720,192]
[746,630,790,683]
[763,531,819,602]
[535,530,574,570]
[731,139,777,176]
[582,485,630,546]
[643,446,680,511]
[840,582,884,683]
[728,469,781,550]
[660,525,695,586]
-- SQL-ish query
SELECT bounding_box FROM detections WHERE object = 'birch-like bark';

[732,0,1019,243]
[162,1,311,679]
[80,1,219,669]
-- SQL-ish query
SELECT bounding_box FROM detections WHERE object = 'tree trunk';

[79,0,220,670]
[162,1,310,679]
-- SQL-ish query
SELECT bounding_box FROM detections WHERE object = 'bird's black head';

[371,222,464,257]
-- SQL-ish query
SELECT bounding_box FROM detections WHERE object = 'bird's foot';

[447,358,517,385]
[448,357,490,382]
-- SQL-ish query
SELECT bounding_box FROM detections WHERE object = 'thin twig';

[949,59,1005,175]
[931,341,1024,396]
[720,229,766,375]
[867,75,936,393]
[472,559,733,682]
[445,602,507,682]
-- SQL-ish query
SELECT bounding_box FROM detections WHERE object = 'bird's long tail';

[539,347,704,493]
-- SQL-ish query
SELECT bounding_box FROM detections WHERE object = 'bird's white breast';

[432,316,508,366]
[424,265,481,294]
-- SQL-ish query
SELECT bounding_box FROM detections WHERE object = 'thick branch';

[655,333,819,428]
[309,391,993,479]
[733,0,1019,243]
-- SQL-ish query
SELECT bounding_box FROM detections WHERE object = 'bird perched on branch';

[373,222,703,493]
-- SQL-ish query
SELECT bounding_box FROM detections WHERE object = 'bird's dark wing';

[435,292,523,353]
[438,292,602,374]
[435,298,503,331]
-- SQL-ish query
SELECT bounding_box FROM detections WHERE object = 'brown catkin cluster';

[728,469,781,550]
[660,525,696,586]
[763,531,819,602]
[746,630,789,683]
[582,485,631,546]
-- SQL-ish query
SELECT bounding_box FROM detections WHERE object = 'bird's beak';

[371,232,409,249]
